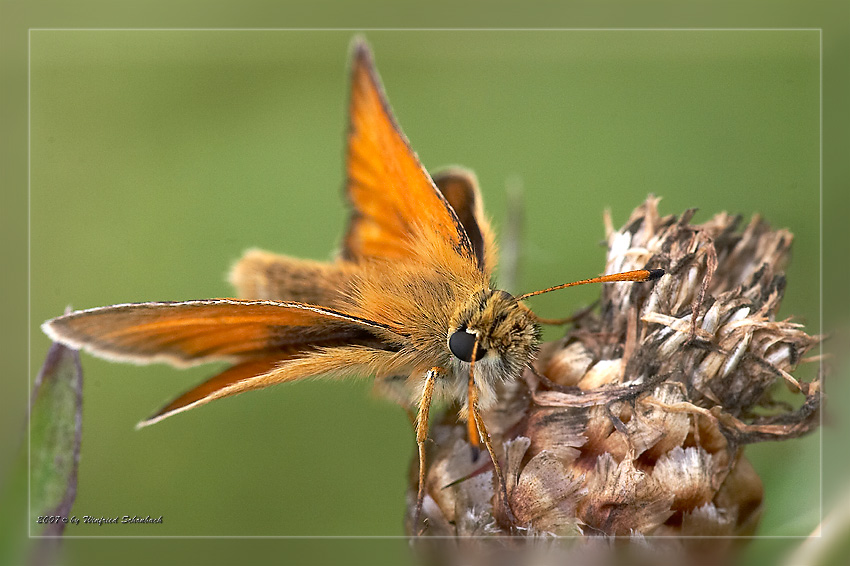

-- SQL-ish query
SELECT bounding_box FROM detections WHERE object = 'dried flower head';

[407,197,822,563]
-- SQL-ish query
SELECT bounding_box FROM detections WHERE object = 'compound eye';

[448,329,488,362]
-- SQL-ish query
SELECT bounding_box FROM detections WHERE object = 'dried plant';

[407,197,822,565]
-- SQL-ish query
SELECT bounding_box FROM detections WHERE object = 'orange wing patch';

[342,40,476,268]
[42,299,401,367]
[138,356,286,427]
[136,344,411,428]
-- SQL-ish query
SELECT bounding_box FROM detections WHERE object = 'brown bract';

[407,197,822,564]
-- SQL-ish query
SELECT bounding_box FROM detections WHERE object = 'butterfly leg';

[468,385,518,529]
[412,366,442,534]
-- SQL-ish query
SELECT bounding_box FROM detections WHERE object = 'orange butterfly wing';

[137,356,286,427]
[42,299,401,367]
[342,41,480,270]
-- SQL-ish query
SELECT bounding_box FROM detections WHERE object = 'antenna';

[516,268,664,302]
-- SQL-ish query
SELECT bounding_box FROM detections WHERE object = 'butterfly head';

[447,289,540,383]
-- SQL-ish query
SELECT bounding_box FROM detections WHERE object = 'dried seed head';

[407,197,822,563]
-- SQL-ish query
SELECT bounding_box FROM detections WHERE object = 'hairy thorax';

[389,287,541,412]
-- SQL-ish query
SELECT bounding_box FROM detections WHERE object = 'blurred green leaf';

[0,335,84,566]
[30,338,83,538]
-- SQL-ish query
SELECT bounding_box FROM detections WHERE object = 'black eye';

[448,329,488,362]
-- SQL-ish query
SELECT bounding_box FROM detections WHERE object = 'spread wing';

[137,355,288,427]
[42,299,402,367]
[342,40,487,272]
[43,299,407,426]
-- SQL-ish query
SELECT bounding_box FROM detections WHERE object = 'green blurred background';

[24,28,825,562]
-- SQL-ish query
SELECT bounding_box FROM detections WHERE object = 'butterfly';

[42,39,663,531]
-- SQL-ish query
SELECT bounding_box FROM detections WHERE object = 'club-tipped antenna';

[516,268,664,302]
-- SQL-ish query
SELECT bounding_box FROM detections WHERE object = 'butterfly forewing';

[342,41,478,271]
[42,299,401,367]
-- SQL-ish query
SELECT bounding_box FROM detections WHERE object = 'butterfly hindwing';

[229,249,357,304]
[431,167,497,274]
[138,356,286,427]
